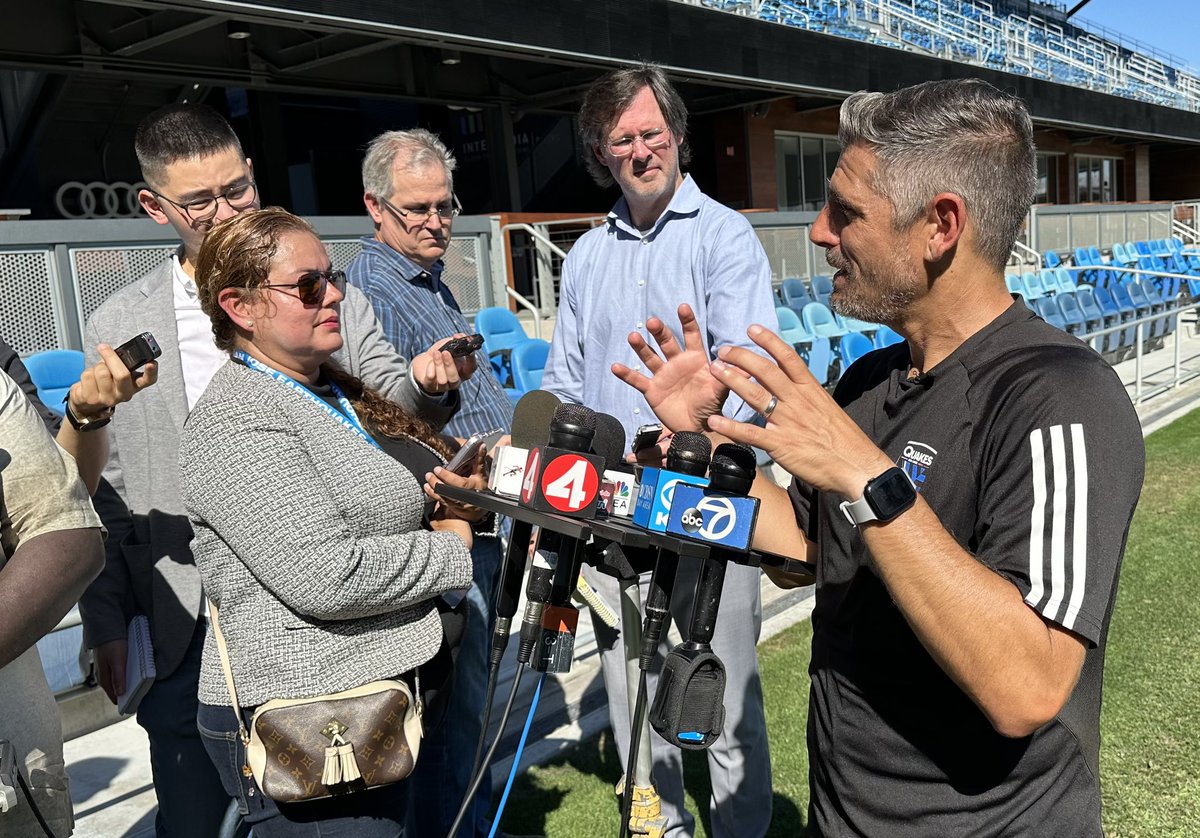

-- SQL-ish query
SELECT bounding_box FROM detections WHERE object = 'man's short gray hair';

[362,128,456,199]
[838,79,1036,270]
[577,63,691,188]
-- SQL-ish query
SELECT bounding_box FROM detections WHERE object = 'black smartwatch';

[839,466,917,527]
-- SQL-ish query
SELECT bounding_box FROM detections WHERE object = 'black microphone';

[649,442,757,751]
[640,432,712,669]
[517,404,598,666]
[490,390,560,667]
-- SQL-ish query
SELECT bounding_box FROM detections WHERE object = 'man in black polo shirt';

[614,78,1144,835]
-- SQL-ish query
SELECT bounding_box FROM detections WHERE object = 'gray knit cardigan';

[180,361,472,706]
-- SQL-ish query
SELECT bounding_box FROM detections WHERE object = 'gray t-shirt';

[1,370,100,837]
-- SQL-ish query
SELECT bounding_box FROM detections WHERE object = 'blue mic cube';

[632,467,709,532]
[666,485,760,551]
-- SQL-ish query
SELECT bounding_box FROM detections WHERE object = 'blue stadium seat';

[1034,297,1067,331]
[1021,271,1047,300]
[776,306,810,350]
[835,313,878,335]
[1043,250,1062,269]
[1053,292,1090,338]
[1074,287,1118,354]
[779,278,814,311]
[811,275,835,307]
[22,350,86,415]
[801,337,834,387]
[511,338,550,392]
[1038,269,1060,295]
[474,306,531,387]
[1090,284,1137,355]
[1053,268,1077,295]
[1005,274,1025,297]
[801,301,848,339]
[873,326,905,349]
[839,332,874,370]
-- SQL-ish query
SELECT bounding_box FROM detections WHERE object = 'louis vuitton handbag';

[209,603,423,803]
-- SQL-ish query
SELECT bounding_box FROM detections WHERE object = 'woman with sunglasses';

[179,207,483,836]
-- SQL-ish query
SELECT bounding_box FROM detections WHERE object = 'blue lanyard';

[231,350,381,450]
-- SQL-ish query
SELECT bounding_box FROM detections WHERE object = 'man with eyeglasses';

[78,104,473,836]
[541,64,778,838]
[346,127,515,838]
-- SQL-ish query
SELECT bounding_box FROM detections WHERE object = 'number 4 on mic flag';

[520,446,604,518]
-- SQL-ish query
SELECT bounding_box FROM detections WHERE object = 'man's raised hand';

[611,303,732,433]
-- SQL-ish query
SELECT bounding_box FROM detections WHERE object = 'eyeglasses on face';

[263,269,346,305]
[606,128,671,157]
[379,195,461,224]
[153,180,258,224]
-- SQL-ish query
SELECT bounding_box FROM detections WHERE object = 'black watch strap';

[63,396,113,432]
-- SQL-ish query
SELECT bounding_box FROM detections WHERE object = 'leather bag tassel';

[337,741,361,783]
[322,742,343,787]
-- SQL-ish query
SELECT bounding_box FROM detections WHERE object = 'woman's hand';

[424,443,489,522]
[430,517,473,550]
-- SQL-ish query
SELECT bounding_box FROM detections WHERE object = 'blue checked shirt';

[346,237,514,438]
[542,174,779,446]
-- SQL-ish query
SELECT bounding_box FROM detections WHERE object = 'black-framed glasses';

[263,269,346,305]
[379,194,461,224]
[152,180,258,224]
[606,128,671,157]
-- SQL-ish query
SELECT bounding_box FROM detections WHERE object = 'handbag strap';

[208,600,252,746]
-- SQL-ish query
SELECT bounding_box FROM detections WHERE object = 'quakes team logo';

[898,441,936,492]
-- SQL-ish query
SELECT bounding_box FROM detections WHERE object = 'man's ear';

[925,193,966,263]
[593,143,608,168]
[364,193,384,227]
[138,189,171,227]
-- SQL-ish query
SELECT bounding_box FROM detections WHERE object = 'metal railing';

[0,215,497,357]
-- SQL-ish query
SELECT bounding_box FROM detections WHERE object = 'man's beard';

[826,251,918,325]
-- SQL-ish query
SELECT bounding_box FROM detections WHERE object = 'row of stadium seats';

[1021,283,1178,359]
[697,0,1200,111]
[774,274,906,387]
[1050,237,1200,300]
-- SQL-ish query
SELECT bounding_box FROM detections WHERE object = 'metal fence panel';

[0,249,65,354]
[71,245,176,334]
[754,225,813,281]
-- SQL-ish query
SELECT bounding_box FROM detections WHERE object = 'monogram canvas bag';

[209,603,423,803]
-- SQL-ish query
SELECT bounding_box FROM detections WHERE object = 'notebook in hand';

[117,615,156,715]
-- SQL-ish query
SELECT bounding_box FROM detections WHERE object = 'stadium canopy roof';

[5,0,1200,147]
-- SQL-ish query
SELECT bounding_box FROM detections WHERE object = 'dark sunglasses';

[263,269,346,305]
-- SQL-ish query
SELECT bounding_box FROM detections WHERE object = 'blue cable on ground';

[487,671,547,838]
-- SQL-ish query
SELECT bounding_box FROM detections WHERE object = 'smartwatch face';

[867,468,916,520]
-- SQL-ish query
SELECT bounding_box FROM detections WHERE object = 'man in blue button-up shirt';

[346,128,513,838]
[542,64,777,838]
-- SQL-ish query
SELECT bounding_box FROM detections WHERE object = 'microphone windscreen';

[666,431,712,477]
[590,413,627,469]
[511,389,561,449]
[552,402,597,433]
[710,442,756,494]
[712,442,756,476]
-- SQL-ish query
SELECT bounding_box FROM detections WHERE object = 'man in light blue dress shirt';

[542,64,777,838]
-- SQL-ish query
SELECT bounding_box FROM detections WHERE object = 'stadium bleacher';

[693,0,1200,114]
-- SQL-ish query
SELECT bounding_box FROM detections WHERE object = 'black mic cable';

[619,431,712,838]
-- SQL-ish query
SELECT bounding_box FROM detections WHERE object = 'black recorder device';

[115,332,162,371]
[439,334,485,358]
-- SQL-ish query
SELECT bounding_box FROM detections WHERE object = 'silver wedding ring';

[762,395,779,419]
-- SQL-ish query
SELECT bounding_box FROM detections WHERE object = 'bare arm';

[0,529,104,669]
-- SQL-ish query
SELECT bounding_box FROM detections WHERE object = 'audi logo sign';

[54,181,149,219]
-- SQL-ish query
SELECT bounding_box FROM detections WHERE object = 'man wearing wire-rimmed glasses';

[347,127,516,838]
[541,63,777,838]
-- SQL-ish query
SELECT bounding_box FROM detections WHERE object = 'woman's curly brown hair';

[194,207,452,458]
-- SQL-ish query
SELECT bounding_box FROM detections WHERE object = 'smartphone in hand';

[445,428,506,475]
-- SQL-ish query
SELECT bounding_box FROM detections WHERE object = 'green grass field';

[494,409,1200,837]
